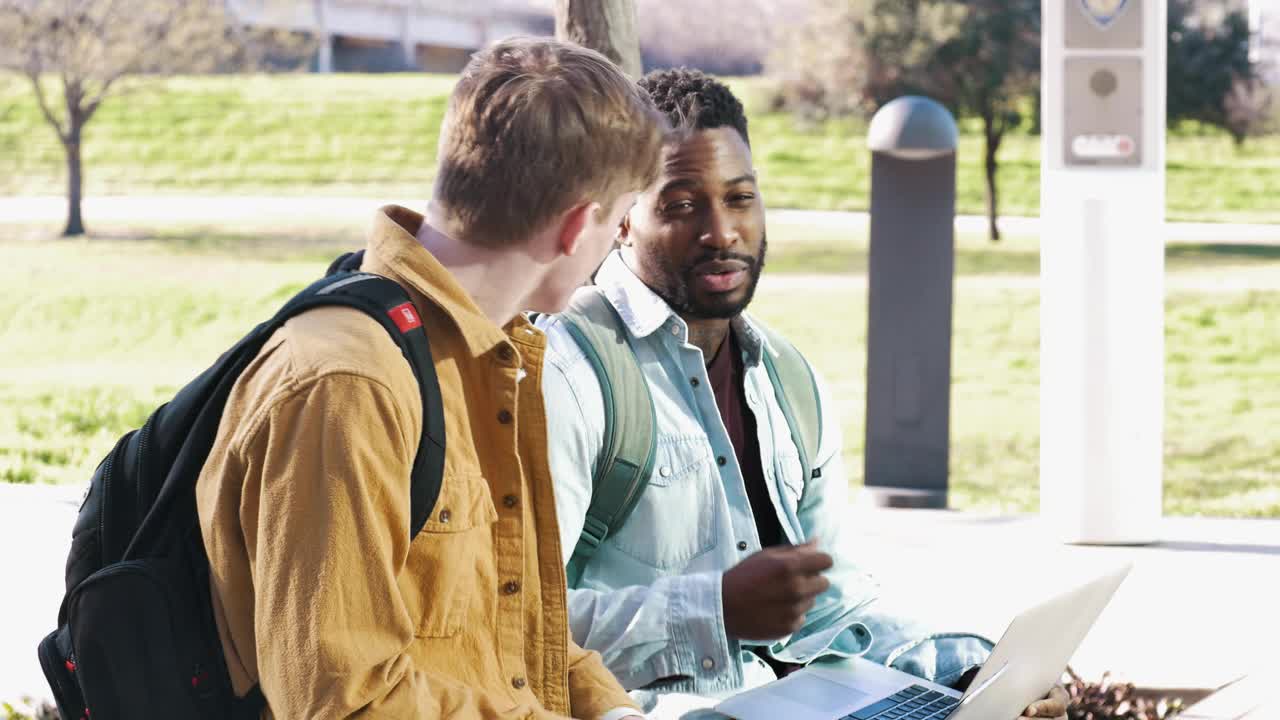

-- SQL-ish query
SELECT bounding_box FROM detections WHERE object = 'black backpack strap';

[57,257,444,720]
[300,271,446,539]
[128,269,444,557]
[224,272,446,716]
[326,249,366,276]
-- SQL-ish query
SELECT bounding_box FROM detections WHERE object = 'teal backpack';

[555,288,823,585]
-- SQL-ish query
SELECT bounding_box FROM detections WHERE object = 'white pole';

[315,0,333,74]
[1040,0,1166,545]
[402,6,417,69]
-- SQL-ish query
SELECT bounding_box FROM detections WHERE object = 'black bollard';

[863,96,959,509]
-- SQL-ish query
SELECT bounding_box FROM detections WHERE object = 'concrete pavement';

[3,195,1278,244]
[0,483,82,707]
[758,269,1280,293]
[841,504,1280,693]
[768,207,1280,244]
[3,481,1276,709]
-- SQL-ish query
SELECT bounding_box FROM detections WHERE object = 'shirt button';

[737,541,748,551]
[701,657,715,670]
[497,409,513,424]
[497,345,515,363]
[717,456,727,466]
[512,676,527,690]
[502,494,518,509]
[670,325,680,336]
[690,377,700,388]
[502,581,521,595]
[438,509,451,524]
[659,466,672,478]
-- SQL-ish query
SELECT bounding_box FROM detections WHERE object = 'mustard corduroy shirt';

[196,205,637,719]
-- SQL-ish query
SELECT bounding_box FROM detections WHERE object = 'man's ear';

[558,201,596,257]
[617,212,632,247]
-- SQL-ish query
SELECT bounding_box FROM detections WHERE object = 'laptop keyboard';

[840,684,961,719]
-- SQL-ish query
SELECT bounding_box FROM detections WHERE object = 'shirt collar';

[731,314,770,367]
[361,205,537,359]
[593,251,680,339]
[592,251,772,366]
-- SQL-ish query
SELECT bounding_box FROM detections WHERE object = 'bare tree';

[927,0,1040,242]
[1168,0,1271,148]
[1223,73,1274,146]
[0,0,309,237]
[554,0,642,77]
[770,0,1038,242]
[636,0,809,76]
[767,0,959,119]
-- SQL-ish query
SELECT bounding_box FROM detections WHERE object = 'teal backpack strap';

[755,321,824,485]
[557,289,658,587]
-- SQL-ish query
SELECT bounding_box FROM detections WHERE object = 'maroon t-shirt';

[707,330,786,549]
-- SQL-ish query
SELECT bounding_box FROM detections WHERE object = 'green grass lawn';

[2,217,1277,517]
[753,282,1280,518]
[2,74,1278,222]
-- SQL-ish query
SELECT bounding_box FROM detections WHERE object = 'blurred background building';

[224,0,805,75]
[225,0,553,72]
[226,0,1278,82]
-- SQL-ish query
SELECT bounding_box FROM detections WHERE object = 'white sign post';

[1040,0,1166,544]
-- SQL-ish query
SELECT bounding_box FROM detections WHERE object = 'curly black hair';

[638,67,750,146]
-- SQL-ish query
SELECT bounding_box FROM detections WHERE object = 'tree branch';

[83,70,126,124]
[27,72,68,144]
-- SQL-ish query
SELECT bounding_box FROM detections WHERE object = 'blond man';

[197,38,664,719]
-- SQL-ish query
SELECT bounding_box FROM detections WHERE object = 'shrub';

[1066,668,1187,720]
[2,699,58,720]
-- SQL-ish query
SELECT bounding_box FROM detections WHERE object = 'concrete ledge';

[3,488,1276,706]
[1180,670,1278,719]
[840,505,1280,691]
[858,486,947,509]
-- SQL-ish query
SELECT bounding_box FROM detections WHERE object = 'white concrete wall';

[227,0,546,53]
[1254,1,1280,83]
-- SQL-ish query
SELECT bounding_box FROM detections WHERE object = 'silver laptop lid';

[949,562,1133,720]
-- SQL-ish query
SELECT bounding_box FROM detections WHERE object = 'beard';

[645,233,767,320]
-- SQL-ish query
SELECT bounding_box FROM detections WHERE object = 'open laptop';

[716,563,1132,720]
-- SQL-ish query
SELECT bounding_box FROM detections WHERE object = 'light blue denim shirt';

[538,252,992,699]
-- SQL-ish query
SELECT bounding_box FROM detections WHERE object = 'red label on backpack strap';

[389,302,422,333]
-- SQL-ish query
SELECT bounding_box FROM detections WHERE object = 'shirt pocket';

[608,434,718,570]
[402,471,498,638]
[774,444,805,515]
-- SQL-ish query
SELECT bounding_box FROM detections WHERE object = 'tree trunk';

[1030,87,1042,135]
[554,0,642,78]
[63,123,85,237]
[983,126,1001,243]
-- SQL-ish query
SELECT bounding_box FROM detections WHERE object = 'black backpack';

[37,252,446,720]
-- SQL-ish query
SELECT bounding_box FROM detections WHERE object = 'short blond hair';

[433,37,666,246]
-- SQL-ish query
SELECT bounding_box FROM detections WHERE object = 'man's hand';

[722,541,834,641]
[1017,684,1069,720]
